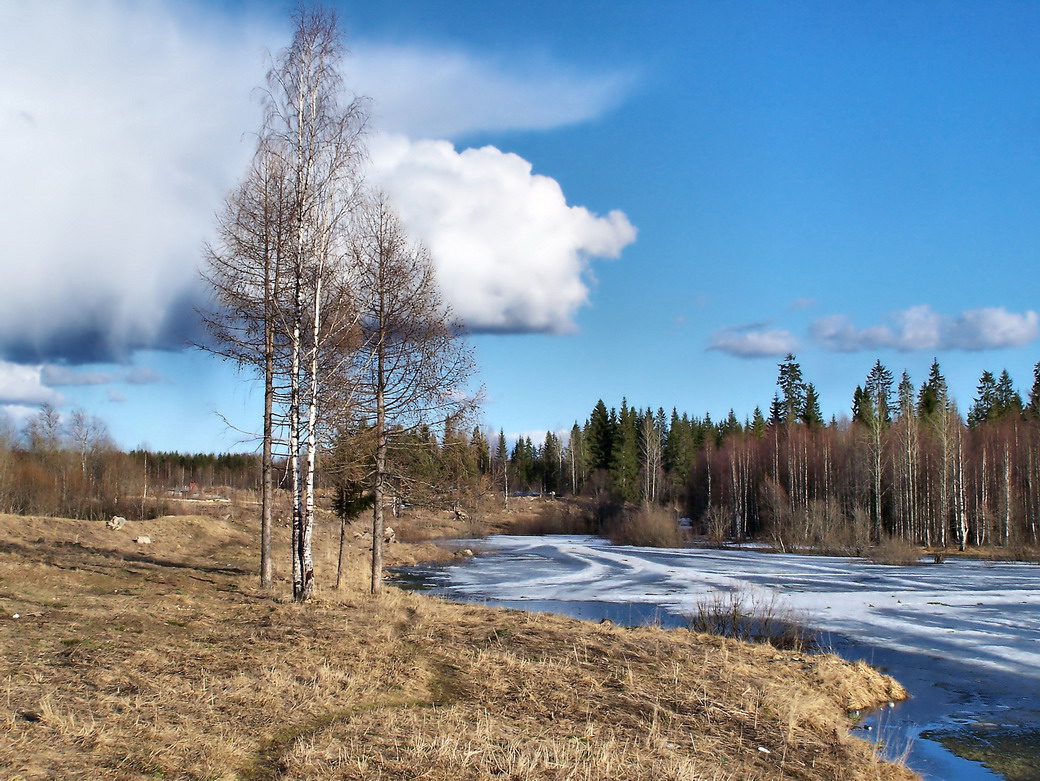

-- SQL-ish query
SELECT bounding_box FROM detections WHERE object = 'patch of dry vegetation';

[0,511,914,780]
[607,504,688,548]
[864,537,924,566]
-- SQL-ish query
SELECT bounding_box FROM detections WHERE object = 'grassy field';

[0,502,915,780]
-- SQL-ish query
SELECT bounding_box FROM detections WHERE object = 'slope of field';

[0,510,914,780]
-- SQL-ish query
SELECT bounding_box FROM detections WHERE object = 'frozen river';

[399,535,1040,780]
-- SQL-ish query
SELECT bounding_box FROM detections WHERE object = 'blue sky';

[2,0,1038,451]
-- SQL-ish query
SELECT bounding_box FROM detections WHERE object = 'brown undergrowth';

[0,511,913,780]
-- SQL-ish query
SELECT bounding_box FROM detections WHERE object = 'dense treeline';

[541,355,1040,550]
[325,353,1040,553]
[6,355,1040,551]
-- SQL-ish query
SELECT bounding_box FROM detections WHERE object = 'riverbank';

[0,512,913,779]
[408,532,1040,780]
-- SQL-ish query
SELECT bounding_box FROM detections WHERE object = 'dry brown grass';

[0,510,915,780]
[607,505,687,548]
[508,499,597,536]
[865,537,924,566]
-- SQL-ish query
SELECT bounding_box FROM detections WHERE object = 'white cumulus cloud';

[369,135,637,333]
[708,325,799,358]
[810,306,1039,352]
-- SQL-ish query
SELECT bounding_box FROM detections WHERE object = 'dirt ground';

[0,501,916,780]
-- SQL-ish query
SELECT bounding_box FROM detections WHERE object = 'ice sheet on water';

[446,535,1040,679]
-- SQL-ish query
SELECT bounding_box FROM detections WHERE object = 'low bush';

[606,505,685,548]
[510,503,595,535]
[865,537,923,566]
[687,589,817,653]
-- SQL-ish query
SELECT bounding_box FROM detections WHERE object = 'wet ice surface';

[403,535,1040,780]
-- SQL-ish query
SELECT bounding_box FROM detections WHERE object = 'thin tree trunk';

[260,243,275,589]
[371,336,386,595]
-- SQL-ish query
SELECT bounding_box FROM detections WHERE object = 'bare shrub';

[865,536,923,566]
[994,544,1040,563]
[511,503,595,536]
[687,589,817,653]
[703,506,729,545]
[757,478,792,551]
[607,505,685,548]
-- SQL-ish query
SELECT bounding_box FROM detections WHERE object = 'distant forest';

[3,354,1040,550]
[507,355,1040,550]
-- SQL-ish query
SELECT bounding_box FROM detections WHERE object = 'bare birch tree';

[204,4,366,600]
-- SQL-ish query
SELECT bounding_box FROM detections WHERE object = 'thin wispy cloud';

[708,325,799,358]
[811,306,1039,352]
[40,366,116,387]
[353,45,635,139]
[125,367,164,385]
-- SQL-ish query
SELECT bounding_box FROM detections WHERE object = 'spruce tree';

[864,360,894,424]
[585,400,614,473]
[751,406,767,438]
[777,353,806,425]
[851,385,868,424]
[541,431,562,494]
[917,359,949,418]
[801,383,823,427]
[995,369,1023,419]
[610,399,640,501]
[968,370,997,427]
[1028,361,1040,420]
[897,371,915,419]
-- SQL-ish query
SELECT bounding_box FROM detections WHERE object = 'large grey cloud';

[0,1,636,369]
[0,1,263,364]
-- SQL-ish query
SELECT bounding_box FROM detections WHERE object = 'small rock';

[12,613,20,619]
[107,516,127,530]
[383,527,397,544]
[453,548,474,558]
[133,536,152,545]
[757,746,770,754]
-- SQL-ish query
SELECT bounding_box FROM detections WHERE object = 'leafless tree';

[203,4,366,600]
[347,193,478,593]
[203,141,294,589]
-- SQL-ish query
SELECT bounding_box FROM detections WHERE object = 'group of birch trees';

[204,6,474,599]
